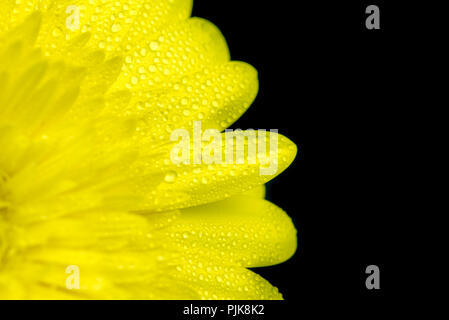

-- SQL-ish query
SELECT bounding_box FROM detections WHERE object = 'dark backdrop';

[192,0,408,306]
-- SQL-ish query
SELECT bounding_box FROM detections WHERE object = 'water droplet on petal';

[164,171,177,183]
[111,24,121,32]
[149,41,159,50]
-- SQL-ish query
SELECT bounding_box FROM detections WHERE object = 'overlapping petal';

[166,196,297,268]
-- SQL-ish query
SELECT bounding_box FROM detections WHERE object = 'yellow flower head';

[0,0,297,299]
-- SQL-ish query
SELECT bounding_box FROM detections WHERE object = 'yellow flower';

[0,1,297,299]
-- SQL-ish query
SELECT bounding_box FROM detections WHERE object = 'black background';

[192,0,411,308]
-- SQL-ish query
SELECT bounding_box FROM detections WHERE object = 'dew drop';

[111,24,121,32]
[149,41,159,50]
[164,171,177,183]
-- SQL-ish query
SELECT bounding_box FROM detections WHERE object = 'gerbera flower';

[0,0,297,299]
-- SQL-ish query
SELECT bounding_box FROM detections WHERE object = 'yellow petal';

[164,196,297,268]
[112,17,230,92]
[144,131,297,211]
[1,1,193,56]
[173,262,283,300]
[123,61,258,142]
